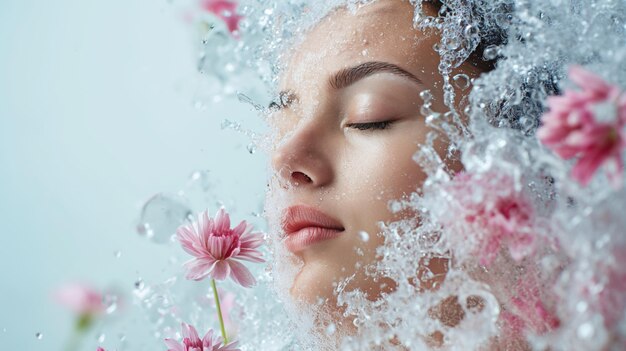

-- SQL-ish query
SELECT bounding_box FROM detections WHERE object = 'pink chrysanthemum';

[200,0,242,34]
[439,172,537,267]
[164,323,240,351]
[53,283,104,315]
[537,65,626,187]
[177,208,264,288]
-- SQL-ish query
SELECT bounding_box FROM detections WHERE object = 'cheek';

[345,129,427,205]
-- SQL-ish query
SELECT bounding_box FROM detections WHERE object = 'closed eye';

[346,121,393,131]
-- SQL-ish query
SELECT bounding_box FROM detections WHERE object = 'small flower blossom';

[200,0,242,34]
[54,283,104,315]
[96,348,105,351]
[537,65,626,187]
[177,208,264,287]
[439,172,537,266]
[164,323,240,351]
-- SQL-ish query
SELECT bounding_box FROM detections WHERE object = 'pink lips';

[281,205,345,253]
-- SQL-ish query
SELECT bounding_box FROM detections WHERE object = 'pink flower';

[200,0,242,35]
[96,348,105,351]
[537,65,626,187]
[177,208,264,287]
[164,323,240,351]
[440,172,537,266]
[53,283,104,315]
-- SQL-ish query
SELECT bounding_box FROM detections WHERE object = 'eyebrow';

[329,61,423,89]
[271,61,423,110]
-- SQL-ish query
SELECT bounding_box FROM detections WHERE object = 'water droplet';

[389,201,403,213]
[136,193,192,244]
[419,89,432,102]
[453,74,471,90]
[577,323,594,339]
[221,119,234,130]
[103,294,118,314]
[246,142,256,154]
[35,332,43,340]
[97,333,106,343]
[483,45,499,60]
[325,323,336,335]
[464,24,478,37]
[358,231,370,242]
[236,92,264,111]
[445,37,460,50]
[134,278,145,291]
[114,250,122,258]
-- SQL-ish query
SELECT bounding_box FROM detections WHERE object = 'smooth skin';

[267,0,482,336]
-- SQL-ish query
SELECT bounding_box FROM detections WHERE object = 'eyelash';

[346,121,393,131]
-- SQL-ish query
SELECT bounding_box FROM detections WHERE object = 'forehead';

[279,0,438,90]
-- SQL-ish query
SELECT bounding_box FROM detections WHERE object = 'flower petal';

[211,260,231,281]
[185,323,201,345]
[236,248,265,263]
[214,208,231,233]
[240,232,264,249]
[228,260,256,288]
[184,258,217,281]
[231,220,248,236]
[164,338,185,351]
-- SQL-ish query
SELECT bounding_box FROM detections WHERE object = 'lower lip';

[284,226,344,253]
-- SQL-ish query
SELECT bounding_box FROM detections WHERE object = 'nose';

[271,120,334,188]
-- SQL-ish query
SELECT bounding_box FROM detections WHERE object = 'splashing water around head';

[139,0,626,350]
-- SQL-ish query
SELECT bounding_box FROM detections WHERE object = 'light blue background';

[0,0,267,349]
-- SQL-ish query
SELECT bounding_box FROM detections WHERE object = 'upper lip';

[281,205,345,235]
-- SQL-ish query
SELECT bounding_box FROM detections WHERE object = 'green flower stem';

[211,279,228,344]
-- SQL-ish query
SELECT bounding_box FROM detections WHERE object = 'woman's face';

[267,0,479,316]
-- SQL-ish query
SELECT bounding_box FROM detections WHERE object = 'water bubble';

[136,193,192,244]
[445,37,460,50]
[389,201,403,213]
[464,24,478,37]
[483,45,499,60]
[103,294,119,314]
[97,333,106,343]
[358,231,370,242]
[577,323,595,339]
[453,74,471,90]
[246,142,257,154]
[35,332,43,340]
[114,250,122,258]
